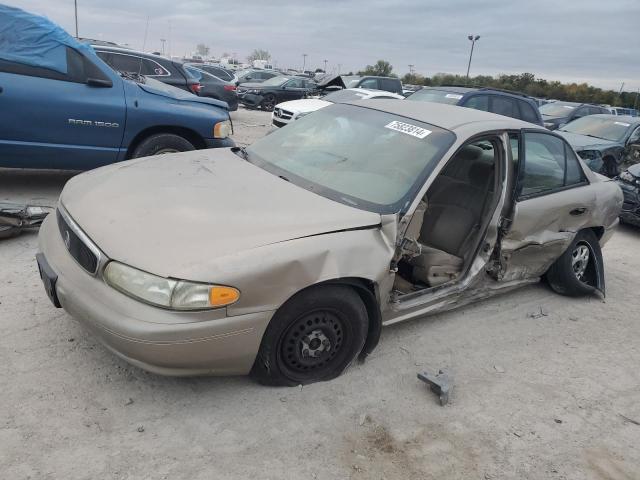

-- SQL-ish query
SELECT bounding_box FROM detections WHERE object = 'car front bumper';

[204,137,236,149]
[616,179,640,226]
[37,213,274,376]
[239,93,264,108]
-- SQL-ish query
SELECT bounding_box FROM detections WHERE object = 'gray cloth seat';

[410,160,494,286]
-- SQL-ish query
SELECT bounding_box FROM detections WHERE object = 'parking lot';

[1,108,639,479]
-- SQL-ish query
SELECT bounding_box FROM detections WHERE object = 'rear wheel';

[546,229,601,296]
[251,285,368,386]
[261,94,277,112]
[131,133,195,158]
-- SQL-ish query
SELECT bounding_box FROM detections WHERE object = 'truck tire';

[131,133,195,158]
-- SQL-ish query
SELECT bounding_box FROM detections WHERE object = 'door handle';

[570,207,587,216]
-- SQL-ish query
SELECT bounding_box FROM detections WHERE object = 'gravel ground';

[1,107,639,479]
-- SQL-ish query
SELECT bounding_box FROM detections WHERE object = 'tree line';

[358,60,638,108]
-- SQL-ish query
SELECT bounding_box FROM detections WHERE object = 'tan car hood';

[61,149,381,278]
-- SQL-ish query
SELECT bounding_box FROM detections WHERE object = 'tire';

[261,94,276,112]
[131,133,195,158]
[603,156,619,178]
[251,285,369,386]
[546,229,602,296]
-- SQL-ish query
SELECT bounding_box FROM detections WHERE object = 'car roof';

[588,114,640,123]
[348,99,540,132]
[92,45,171,63]
[424,86,475,93]
[345,87,402,96]
[551,101,583,106]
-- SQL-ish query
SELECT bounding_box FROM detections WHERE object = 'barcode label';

[384,121,431,139]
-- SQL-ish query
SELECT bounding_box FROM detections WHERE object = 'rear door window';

[359,78,378,89]
[462,94,489,111]
[573,107,589,118]
[379,78,399,92]
[107,53,146,73]
[518,100,540,124]
[490,96,518,119]
[519,132,586,198]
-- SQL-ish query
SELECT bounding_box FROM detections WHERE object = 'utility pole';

[302,53,308,72]
[142,16,149,51]
[323,59,328,72]
[74,0,78,37]
[408,64,415,75]
[466,34,480,80]
[160,39,166,55]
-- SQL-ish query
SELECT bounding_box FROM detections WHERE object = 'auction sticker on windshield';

[385,120,431,139]
[445,93,464,100]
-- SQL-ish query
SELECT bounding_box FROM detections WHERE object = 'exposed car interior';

[394,138,501,293]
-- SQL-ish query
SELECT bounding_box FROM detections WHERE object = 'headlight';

[619,170,638,184]
[247,89,261,94]
[213,119,232,138]
[103,261,240,310]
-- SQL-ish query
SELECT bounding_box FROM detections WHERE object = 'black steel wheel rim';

[278,308,348,380]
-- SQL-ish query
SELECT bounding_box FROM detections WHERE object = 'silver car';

[37,101,623,386]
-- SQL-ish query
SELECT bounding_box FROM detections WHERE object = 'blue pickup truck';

[0,5,234,170]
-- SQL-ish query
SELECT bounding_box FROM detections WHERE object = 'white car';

[271,88,404,128]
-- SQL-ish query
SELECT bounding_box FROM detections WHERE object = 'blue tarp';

[0,4,95,74]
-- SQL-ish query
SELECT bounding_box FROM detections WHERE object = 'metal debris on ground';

[527,307,548,319]
[0,202,52,239]
[417,369,452,406]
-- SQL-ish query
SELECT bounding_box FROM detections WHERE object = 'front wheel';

[131,133,195,158]
[546,229,602,296]
[261,94,276,112]
[251,285,369,386]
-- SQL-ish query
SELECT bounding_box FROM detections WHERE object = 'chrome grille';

[273,108,294,120]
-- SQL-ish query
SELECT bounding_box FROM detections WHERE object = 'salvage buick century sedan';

[37,101,623,386]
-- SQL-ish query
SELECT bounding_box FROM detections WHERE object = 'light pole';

[466,34,480,80]
[74,0,78,37]
[323,59,328,72]
[160,39,166,55]
[302,53,308,72]
[408,64,415,75]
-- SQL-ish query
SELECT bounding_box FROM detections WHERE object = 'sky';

[7,0,640,92]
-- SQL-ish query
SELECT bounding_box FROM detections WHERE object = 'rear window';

[406,88,464,105]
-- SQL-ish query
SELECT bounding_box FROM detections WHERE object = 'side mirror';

[87,77,113,88]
